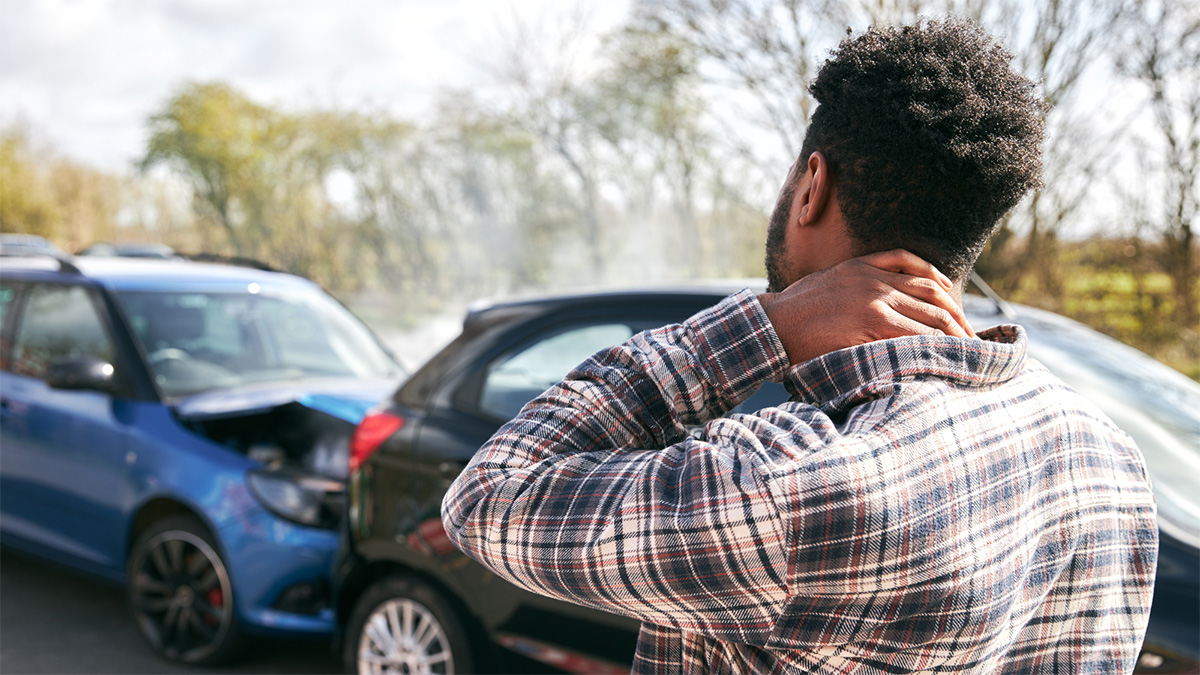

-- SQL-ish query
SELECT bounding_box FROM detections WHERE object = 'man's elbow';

[440,476,476,553]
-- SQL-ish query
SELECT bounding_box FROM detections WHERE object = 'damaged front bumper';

[174,378,396,528]
[167,378,398,635]
[214,495,341,636]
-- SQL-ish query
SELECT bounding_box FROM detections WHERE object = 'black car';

[335,284,1200,675]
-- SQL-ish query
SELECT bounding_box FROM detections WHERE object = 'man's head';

[765,18,1046,293]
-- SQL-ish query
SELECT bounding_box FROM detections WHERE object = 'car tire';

[344,575,474,675]
[126,514,242,665]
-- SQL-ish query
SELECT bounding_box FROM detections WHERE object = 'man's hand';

[759,250,975,365]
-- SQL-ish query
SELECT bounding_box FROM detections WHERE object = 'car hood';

[171,377,399,423]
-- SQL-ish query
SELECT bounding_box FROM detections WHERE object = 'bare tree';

[476,7,613,277]
[1120,0,1199,334]
[634,0,1133,301]
[971,0,1132,303]
[632,0,849,181]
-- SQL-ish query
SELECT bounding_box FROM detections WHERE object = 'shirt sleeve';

[441,290,796,645]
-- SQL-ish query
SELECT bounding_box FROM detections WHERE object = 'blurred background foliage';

[1,0,1196,378]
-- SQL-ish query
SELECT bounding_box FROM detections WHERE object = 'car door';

[0,281,134,572]
[414,317,649,658]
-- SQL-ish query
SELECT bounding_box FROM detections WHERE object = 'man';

[443,18,1158,674]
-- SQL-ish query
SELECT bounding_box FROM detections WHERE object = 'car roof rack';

[55,254,83,275]
[0,251,83,275]
[180,253,280,272]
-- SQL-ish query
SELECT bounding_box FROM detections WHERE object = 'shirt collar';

[783,325,1028,413]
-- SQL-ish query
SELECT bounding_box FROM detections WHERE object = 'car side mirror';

[45,356,118,395]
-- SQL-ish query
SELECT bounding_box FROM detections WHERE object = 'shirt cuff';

[689,289,791,403]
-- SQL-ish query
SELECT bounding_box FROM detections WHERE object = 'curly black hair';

[799,17,1046,279]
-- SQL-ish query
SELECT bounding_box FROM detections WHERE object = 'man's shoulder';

[1013,356,1125,424]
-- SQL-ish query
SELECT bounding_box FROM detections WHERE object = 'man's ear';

[796,151,831,228]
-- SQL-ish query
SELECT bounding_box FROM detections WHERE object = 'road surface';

[0,548,341,674]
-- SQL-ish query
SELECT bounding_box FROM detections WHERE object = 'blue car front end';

[156,380,396,636]
[120,386,393,637]
[0,257,404,663]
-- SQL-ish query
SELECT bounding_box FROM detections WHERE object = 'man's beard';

[763,181,796,293]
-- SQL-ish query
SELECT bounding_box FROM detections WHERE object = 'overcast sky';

[0,0,631,172]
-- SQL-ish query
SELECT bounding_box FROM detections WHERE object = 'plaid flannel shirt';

[442,290,1158,674]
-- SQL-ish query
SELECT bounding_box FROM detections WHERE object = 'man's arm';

[441,251,970,643]
[443,291,794,645]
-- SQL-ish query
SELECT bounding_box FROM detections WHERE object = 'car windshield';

[116,288,401,398]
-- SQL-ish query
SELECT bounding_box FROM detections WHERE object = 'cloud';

[0,0,629,170]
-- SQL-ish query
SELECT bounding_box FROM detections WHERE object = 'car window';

[480,323,635,420]
[10,284,115,380]
[115,289,401,398]
[0,282,14,327]
[259,299,355,373]
[0,282,18,370]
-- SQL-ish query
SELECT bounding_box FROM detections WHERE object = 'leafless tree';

[632,0,850,185]
[970,0,1131,304]
[1119,0,1199,334]
[475,7,613,277]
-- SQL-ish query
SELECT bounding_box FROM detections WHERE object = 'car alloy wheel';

[127,515,239,665]
[358,598,454,674]
[346,576,474,675]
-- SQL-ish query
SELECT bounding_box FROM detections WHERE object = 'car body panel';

[0,373,133,568]
[175,379,395,424]
[340,289,784,669]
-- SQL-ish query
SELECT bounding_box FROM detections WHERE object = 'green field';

[992,242,1199,381]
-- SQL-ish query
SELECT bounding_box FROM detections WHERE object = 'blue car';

[0,254,404,665]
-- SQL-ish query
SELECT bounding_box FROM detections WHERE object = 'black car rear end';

[332,291,734,673]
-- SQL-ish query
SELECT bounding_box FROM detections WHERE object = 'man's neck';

[949,280,965,306]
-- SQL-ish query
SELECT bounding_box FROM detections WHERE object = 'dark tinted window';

[480,323,635,419]
[10,284,114,379]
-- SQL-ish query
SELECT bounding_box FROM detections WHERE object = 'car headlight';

[247,469,345,530]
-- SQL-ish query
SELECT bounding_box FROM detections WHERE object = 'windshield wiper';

[968,270,1017,320]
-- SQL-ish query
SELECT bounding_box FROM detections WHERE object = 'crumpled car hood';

[172,377,398,423]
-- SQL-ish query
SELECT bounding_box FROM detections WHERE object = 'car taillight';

[349,411,405,473]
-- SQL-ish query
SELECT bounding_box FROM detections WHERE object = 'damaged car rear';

[0,255,404,665]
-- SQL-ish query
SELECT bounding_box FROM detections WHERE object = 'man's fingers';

[874,308,952,340]
[763,250,975,365]
[883,292,973,339]
[857,249,953,290]
[844,267,974,338]
[877,273,975,337]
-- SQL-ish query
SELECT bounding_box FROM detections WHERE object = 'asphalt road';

[0,548,341,674]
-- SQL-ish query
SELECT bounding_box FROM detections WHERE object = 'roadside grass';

[1002,249,1198,381]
